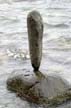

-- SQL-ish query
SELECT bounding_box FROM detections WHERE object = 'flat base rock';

[7,69,71,106]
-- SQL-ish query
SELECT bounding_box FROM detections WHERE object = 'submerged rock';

[7,69,71,106]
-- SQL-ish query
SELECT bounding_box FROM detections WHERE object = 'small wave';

[47,7,68,10]
[0,0,28,4]
[46,36,71,51]
[0,0,13,4]
[45,23,69,29]
[12,0,25,2]
[11,0,34,2]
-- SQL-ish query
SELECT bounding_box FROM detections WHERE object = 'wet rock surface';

[7,69,71,106]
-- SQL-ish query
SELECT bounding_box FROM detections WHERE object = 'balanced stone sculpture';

[27,11,43,71]
[7,11,71,106]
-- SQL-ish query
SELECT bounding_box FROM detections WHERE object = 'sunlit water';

[0,0,71,108]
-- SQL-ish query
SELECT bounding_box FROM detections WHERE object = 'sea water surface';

[0,0,71,108]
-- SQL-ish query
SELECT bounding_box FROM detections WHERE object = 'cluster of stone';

[7,11,71,106]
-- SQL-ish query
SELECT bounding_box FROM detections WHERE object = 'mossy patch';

[7,73,71,106]
[7,77,32,92]
[16,84,71,106]
[34,71,45,79]
[47,89,71,106]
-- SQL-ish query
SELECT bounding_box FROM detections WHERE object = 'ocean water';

[0,0,71,108]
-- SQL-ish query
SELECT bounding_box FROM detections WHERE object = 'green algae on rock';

[7,69,71,106]
[7,70,40,92]
[47,89,71,106]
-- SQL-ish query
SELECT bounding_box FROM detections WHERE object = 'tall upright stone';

[27,11,43,71]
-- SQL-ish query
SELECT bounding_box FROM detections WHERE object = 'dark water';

[0,0,71,108]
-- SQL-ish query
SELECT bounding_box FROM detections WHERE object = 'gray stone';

[7,69,40,92]
[7,70,71,105]
[27,11,43,71]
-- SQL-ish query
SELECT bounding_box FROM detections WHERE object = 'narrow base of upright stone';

[7,69,71,106]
